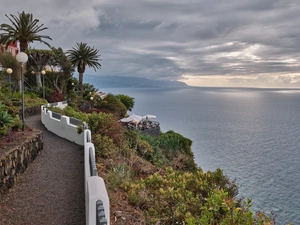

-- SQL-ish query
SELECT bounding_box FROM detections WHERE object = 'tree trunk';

[36,72,42,87]
[19,41,28,52]
[53,76,62,93]
[78,72,84,93]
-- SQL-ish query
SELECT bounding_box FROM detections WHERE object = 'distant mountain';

[84,75,188,88]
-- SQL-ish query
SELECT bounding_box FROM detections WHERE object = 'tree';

[0,52,21,92]
[67,42,101,93]
[116,94,135,111]
[0,11,52,51]
[47,47,74,93]
[26,49,54,87]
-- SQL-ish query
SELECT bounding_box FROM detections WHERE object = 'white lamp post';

[6,68,13,101]
[41,70,46,99]
[16,52,28,131]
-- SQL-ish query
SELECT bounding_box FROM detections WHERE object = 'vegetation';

[0,11,52,51]
[26,49,54,87]
[47,47,74,93]
[66,42,101,93]
[49,102,285,225]
[116,94,135,111]
[0,101,15,136]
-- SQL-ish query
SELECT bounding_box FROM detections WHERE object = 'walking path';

[0,115,85,225]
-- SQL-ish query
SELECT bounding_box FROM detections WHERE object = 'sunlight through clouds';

[2,0,300,87]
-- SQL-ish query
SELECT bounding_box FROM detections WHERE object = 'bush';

[86,112,125,149]
[116,94,135,111]
[46,91,64,103]
[123,167,276,225]
[0,101,15,136]
[95,94,127,118]
[139,131,197,171]
[93,134,118,158]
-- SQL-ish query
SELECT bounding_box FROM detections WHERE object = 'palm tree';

[0,11,52,51]
[67,42,101,93]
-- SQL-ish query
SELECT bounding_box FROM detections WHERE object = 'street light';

[41,70,46,99]
[90,96,94,109]
[6,68,13,101]
[16,52,28,131]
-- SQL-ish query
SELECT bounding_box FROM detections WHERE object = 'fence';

[41,102,110,225]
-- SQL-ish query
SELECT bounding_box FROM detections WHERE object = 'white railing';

[41,102,110,225]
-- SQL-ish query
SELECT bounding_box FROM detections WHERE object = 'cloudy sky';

[1,0,300,87]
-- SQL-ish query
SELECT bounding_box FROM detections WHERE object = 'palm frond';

[0,11,52,51]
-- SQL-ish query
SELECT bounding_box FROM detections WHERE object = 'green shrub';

[123,167,276,225]
[107,164,134,191]
[139,131,197,171]
[0,102,14,131]
[86,112,125,148]
[136,139,154,161]
[0,101,20,136]
[93,134,118,158]
[95,94,127,118]
[116,94,135,111]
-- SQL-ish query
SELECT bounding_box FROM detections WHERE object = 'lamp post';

[90,96,94,109]
[16,52,28,131]
[41,70,46,99]
[6,68,13,101]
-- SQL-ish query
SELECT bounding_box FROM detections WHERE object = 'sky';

[1,0,300,88]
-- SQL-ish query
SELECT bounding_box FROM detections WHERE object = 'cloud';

[1,0,300,87]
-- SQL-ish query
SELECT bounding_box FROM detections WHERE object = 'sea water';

[100,86,300,224]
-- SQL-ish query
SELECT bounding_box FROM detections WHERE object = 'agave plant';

[0,101,14,130]
[0,110,14,128]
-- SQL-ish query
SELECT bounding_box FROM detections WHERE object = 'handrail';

[89,147,98,177]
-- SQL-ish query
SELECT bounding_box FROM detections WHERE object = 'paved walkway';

[0,115,85,225]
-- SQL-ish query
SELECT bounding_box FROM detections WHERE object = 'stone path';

[0,115,85,225]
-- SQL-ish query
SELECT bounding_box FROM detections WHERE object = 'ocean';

[100,86,300,224]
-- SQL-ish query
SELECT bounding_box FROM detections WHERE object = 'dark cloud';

[1,0,300,87]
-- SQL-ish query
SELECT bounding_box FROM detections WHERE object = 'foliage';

[82,83,98,100]
[191,189,277,225]
[123,167,279,225]
[46,90,64,103]
[0,52,21,93]
[93,134,119,158]
[116,94,135,111]
[85,112,125,151]
[123,167,238,224]
[56,105,89,122]
[47,47,74,93]
[107,164,134,191]
[95,94,127,118]
[0,101,20,136]
[66,42,101,93]
[135,138,154,161]
[0,11,52,51]
[25,49,54,87]
[0,102,14,128]
[137,130,197,171]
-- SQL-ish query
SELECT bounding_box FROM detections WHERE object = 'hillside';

[84,75,188,88]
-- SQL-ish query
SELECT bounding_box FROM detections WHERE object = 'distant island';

[84,75,188,88]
